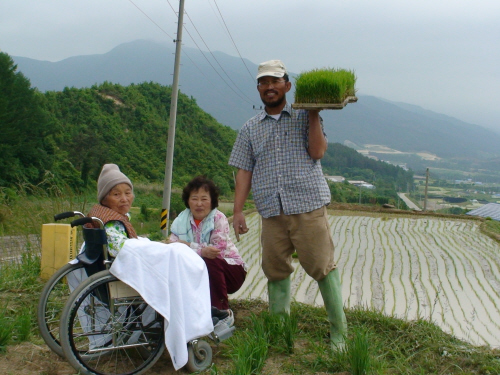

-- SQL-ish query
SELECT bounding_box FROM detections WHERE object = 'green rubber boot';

[318,268,347,351]
[267,276,291,315]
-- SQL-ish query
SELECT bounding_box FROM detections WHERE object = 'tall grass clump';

[0,309,13,353]
[346,327,371,374]
[0,249,41,291]
[294,68,356,104]
[0,182,92,236]
[13,307,33,343]
[226,314,268,375]
[261,310,299,354]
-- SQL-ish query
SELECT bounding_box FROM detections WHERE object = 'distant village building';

[455,179,475,185]
[347,180,375,189]
[325,175,345,183]
[466,203,500,221]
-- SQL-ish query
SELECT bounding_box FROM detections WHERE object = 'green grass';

[481,218,500,242]
[0,251,41,350]
[260,310,299,354]
[294,68,356,104]
[212,300,500,375]
[2,242,500,373]
[346,327,371,374]
[0,309,12,353]
[225,314,269,375]
[1,189,500,373]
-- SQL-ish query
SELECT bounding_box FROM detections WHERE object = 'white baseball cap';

[256,59,287,80]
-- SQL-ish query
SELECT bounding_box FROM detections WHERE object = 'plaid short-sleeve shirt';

[229,103,331,218]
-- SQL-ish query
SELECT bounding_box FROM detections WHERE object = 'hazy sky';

[1,0,499,132]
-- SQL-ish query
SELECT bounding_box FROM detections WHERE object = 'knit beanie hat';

[97,164,133,203]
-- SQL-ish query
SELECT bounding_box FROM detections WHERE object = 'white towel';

[109,237,213,370]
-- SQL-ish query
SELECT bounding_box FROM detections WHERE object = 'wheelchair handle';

[71,216,105,229]
[54,211,85,221]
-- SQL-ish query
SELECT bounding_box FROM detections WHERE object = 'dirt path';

[0,342,184,375]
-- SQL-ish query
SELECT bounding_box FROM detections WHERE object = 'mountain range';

[12,39,500,163]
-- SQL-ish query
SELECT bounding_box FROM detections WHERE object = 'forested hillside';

[13,39,500,164]
[1,52,412,203]
[43,81,236,193]
[0,52,56,187]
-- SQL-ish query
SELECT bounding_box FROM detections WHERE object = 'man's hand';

[232,212,249,242]
[201,246,221,259]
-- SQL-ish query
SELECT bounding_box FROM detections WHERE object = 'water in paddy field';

[231,212,500,348]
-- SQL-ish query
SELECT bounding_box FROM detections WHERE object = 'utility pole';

[423,168,429,212]
[161,0,185,237]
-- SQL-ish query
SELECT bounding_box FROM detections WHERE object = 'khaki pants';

[261,206,336,282]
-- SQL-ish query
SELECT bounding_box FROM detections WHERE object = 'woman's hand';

[201,246,221,259]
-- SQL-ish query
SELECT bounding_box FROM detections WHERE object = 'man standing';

[229,60,347,349]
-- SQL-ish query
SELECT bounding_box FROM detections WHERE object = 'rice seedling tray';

[292,68,357,110]
[292,96,358,110]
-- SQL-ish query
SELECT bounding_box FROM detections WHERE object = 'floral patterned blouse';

[104,221,130,257]
[169,209,247,270]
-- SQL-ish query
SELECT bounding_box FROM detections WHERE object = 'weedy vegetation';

[1,191,500,374]
[294,68,356,104]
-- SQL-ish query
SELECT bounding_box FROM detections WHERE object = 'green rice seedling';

[282,312,299,353]
[0,248,40,292]
[0,309,13,352]
[347,327,371,375]
[209,363,219,375]
[226,314,268,375]
[294,68,356,104]
[0,326,11,353]
[261,310,299,354]
[14,307,33,342]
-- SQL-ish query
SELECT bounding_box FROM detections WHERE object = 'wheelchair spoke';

[60,270,165,375]
[37,263,86,358]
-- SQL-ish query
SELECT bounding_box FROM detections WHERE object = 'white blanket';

[109,237,213,370]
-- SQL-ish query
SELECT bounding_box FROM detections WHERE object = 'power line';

[127,0,233,99]
[128,0,257,108]
[166,0,255,104]
[127,0,173,40]
[183,11,255,104]
[211,0,255,83]
[165,0,257,106]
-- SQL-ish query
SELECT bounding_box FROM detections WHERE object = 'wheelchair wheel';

[185,340,212,373]
[37,262,86,357]
[60,270,165,375]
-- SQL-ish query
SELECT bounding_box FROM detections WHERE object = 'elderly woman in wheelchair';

[38,164,234,375]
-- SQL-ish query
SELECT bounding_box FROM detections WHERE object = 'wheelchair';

[38,211,230,375]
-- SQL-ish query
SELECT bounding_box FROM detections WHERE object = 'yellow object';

[40,224,78,280]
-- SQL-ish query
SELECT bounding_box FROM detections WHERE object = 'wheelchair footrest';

[209,322,235,343]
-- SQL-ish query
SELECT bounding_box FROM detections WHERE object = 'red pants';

[203,257,247,310]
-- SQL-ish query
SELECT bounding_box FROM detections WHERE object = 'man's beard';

[262,92,286,108]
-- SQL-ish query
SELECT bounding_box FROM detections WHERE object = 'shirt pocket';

[252,129,272,158]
